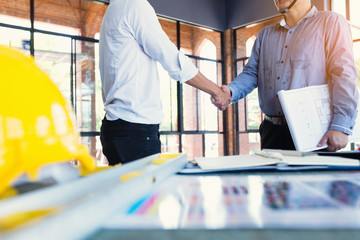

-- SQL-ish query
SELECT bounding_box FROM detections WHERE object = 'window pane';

[236,61,262,132]
[239,132,261,155]
[350,0,360,26]
[94,37,105,126]
[0,26,30,56]
[352,26,360,41]
[0,1,30,27]
[34,0,106,38]
[246,89,262,130]
[159,64,178,132]
[183,62,199,131]
[158,17,180,132]
[34,32,72,101]
[183,59,222,131]
[81,136,107,166]
[238,98,246,132]
[75,40,103,132]
[182,134,203,160]
[332,0,347,18]
[199,60,219,131]
[160,134,180,153]
[205,133,224,157]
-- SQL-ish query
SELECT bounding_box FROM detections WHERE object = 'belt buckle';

[273,117,283,125]
[266,115,285,125]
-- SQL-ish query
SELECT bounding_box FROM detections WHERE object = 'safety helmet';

[0,45,95,194]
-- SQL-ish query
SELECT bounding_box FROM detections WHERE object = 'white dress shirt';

[99,0,198,124]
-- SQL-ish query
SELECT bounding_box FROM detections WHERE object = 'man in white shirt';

[99,0,231,165]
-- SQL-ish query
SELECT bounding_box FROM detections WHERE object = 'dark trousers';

[259,119,296,150]
[100,117,161,165]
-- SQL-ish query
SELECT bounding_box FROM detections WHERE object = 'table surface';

[88,169,360,240]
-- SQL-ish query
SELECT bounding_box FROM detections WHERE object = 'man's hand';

[317,129,348,151]
[211,85,231,111]
[185,72,231,111]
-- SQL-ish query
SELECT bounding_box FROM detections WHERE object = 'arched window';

[246,35,256,59]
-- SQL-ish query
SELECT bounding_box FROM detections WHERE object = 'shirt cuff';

[227,84,237,104]
[330,113,356,135]
[177,52,198,83]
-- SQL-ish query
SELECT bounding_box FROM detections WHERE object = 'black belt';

[264,115,287,125]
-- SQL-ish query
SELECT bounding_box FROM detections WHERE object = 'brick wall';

[0,0,30,19]
[0,0,106,37]
[235,17,282,58]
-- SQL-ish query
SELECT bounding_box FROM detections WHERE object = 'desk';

[1,154,360,240]
[90,170,360,240]
[91,229,360,240]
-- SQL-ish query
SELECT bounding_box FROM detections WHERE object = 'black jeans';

[100,117,161,165]
[259,119,296,150]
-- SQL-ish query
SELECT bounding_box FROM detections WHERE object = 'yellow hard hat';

[0,45,95,194]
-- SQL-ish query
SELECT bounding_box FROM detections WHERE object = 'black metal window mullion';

[220,31,227,155]
[202,134,206,157]
[30,0,34,56]
[176,20,183,153]
[70,38,75,108]
[233,29,240,154]
[5,4,227,152]
[74,39,78,118]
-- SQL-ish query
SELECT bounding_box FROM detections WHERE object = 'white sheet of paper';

[194,154,360,170]
[278,85,360,152]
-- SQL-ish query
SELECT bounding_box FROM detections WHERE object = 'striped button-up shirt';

[228,6,358,135]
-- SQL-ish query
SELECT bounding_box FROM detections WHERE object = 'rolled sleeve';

[330,111,358,135]
[326,13,359,135]
[174,52,198,83]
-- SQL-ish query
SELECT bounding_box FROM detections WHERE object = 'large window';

[0,1,225,163]
[234,17,281,154]
[0,0,107,165]
[158,19,226,160]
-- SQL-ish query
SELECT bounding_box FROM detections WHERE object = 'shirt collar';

[279,5,318,28]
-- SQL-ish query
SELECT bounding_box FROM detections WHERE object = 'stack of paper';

[194,150,360,171]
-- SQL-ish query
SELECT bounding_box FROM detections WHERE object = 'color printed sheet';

[103,172,360,229]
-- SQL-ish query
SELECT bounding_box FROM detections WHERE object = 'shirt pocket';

[290,51,311,70]
[290,34,321,70]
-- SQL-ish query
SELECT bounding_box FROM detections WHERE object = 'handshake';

[211,85,232,111]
